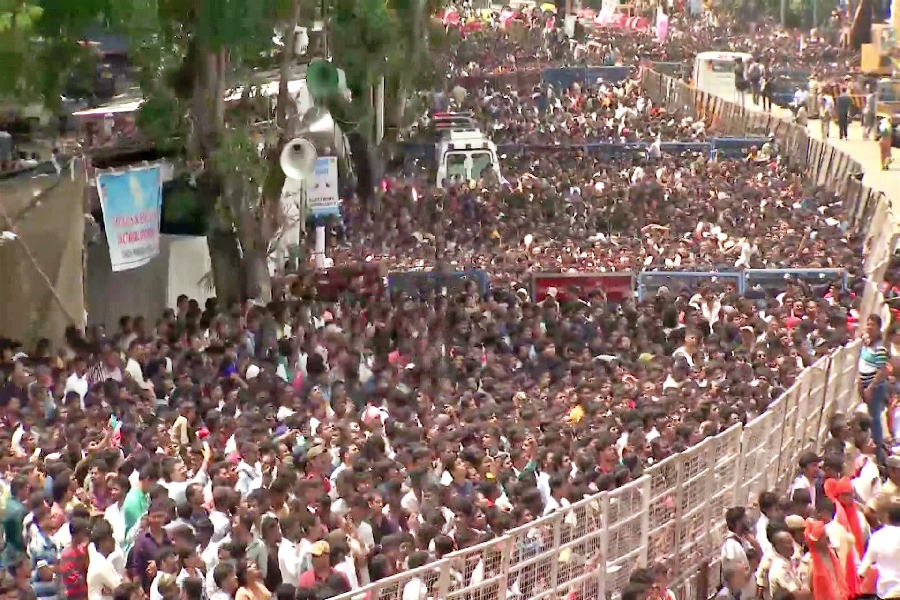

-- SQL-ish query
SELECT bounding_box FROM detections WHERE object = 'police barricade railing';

[843,177,865,228]
[859,277,883,331]
[743,268,847,291]
[863,195,893,278]
[810,138,830,186]
[636,270,743,299]
[531,271,634,302]
[824,146,840,186]
[387,269,490,299]
[636,71,890,597]
[818,144,833,185]
[787,125,811,172]
[694,90,709,121]
[858,189,884,235]
[710,137,771,159]
[639,67,664,99]
[490,139,775,160]
[327,342,848,600]
[527,268,848,303]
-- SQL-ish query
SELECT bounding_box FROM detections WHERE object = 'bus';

[692,51,753,100]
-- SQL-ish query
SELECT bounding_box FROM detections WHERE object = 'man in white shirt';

[160,447,211,506]
[542,473,568,516]
[88,525,122,600]
[722,507,758,575]
[278,514,310,587]
[755,491,781,556]
[235,443,264,498]
[860,500,900,599]
[124,340,148,387]
[401,550,432,600]
[789,451,822,507]
[63,356,90,407]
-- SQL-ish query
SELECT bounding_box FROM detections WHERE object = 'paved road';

[741,99,900,230]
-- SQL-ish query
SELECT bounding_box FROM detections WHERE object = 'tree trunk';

[206,228,244,306]
[243,246,272,302]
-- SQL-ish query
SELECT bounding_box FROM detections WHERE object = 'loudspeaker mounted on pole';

[305,59,348,101]
[279,106,344,181]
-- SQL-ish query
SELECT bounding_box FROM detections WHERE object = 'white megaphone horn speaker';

[279,107,344,180]
[280,138,317,180]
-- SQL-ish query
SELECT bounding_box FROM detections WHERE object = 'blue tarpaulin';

[541,66,631,89]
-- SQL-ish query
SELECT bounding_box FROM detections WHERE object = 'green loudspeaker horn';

[306,59,343,100]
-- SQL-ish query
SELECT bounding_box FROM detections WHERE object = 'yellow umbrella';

[540,3,557,12]
[479,8,493,19]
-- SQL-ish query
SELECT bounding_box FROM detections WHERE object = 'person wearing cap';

[790,451,822,507]
[784,514,808,549]
[296,541,347,589]
[305,444,332,494]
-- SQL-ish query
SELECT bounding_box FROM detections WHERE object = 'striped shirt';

[859,343,889,387]
[85,363,123,387]
[58,544,89,600]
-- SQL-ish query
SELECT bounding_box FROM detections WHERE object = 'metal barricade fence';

[328,71,895,600]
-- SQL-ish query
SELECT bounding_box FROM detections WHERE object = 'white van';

[692,51,754,100]
[436,129,505,188]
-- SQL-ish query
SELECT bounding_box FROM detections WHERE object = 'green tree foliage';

[2,0,439,301]
[0,0,111,108]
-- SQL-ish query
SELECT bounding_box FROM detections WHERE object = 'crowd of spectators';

[0,10,885,600]
[713,409,900,600]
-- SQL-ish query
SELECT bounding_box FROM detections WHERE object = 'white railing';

[329,72,897,600]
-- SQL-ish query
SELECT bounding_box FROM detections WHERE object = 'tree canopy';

[1,0,440,303]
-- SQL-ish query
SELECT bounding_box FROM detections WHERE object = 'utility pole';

[780,0,787,26]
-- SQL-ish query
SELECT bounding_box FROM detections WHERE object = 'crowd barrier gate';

[329,70,896,600]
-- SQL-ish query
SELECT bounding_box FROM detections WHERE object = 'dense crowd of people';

[713,410,900,600]
[0,8,889,600]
